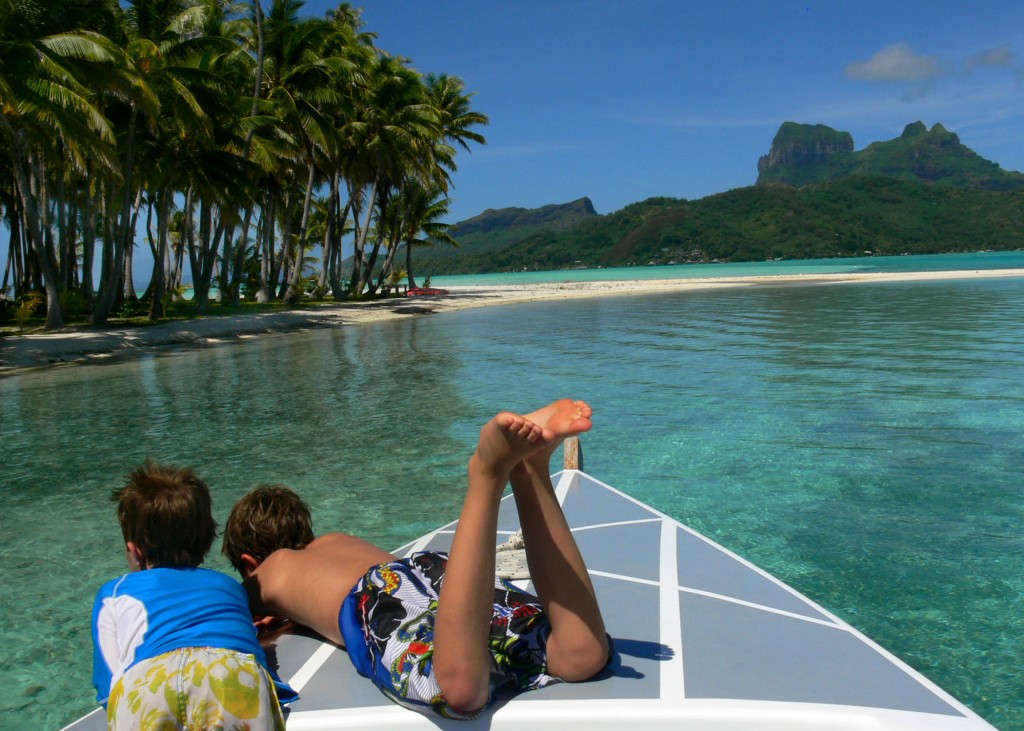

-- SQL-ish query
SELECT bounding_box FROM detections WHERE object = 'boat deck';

[66,467,995,730]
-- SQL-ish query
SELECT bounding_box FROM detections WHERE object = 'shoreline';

[2,268,1022,374]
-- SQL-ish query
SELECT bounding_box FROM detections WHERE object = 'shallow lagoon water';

[429,250,1024,285]
[2,269,1022,729]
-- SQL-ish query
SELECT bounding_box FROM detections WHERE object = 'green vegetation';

[757,121,1024,190]
[755,122,855,188]
[416,177,1024,275]
[419,198,598,263]
[1,0,487,330]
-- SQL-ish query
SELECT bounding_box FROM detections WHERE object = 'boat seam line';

[660,518,686,699]
[588,570,847,630]
[677,586,845,629]
[287,643,337,692]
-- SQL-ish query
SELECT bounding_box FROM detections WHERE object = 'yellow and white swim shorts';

[106,647,286,731]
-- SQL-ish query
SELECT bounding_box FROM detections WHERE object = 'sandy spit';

[2,269,1022,374]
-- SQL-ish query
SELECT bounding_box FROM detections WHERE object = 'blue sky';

[324,0,1024,222]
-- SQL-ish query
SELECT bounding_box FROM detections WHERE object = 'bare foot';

[523,399,593,466]
[472,412,549,478]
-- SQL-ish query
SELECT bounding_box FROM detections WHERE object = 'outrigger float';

[66,439,996,730]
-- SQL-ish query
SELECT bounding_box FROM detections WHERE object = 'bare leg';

[433,411,551,713]
[512,399,609,681]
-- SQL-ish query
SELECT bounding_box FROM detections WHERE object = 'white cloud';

[963,44,1015,73]
[845,42,950,83]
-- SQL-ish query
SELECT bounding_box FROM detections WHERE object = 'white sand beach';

[2,268,1022,373]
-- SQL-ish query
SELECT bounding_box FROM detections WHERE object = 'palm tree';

[398,183,457,289]
[173,2,260,313]
[105,0,239,321]
[373,180,456,290]
[390,73,487,284]
[346,53,438,295]
[247,0,343,304]
[0,0,118,329]
[0,0,488,326]
[424,72,489,176]
[312,2,374,300]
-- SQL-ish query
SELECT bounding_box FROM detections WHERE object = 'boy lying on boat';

[222,398,612,720]
[91,461,297,731]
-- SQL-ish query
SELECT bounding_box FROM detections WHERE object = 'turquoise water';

[2,255,1023,729]
[429,250,1024,286]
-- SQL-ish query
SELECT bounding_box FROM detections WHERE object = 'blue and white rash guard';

[91,566,297,706]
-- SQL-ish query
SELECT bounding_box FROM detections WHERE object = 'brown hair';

[222,485,314,572]
[113,460,217,568]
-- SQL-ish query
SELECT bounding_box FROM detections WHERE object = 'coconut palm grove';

[0,0,488,330]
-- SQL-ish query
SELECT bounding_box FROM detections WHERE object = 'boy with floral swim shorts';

[91,461,297,730]
[222,399,611,720]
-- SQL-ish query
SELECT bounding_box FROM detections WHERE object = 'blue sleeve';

[91,585,113,707]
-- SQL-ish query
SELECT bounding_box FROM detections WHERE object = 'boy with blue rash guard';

[91,461,297,730]
[223,399,611,720]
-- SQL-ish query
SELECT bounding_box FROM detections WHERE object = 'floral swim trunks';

[106,647,286,731]
[338,551,558,720]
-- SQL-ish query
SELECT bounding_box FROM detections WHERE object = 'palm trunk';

[2,212,17,295]
[34,158,65,328]
[360,231,385,295]
[284,159,317,304]
[257,194,275,302]
[192,199,224,313]
[91,183,123,324]
[9,142,64,329]
[347,180,377,296]
[405,240,417,288]
[55,174,75,292]
[330,200,351,299]
[229,206,256,305]
[3,197,25,298]
[123,236,137,301]
[148,190,172,321]
[317,173,340,296]
[375,231,401,293]
[93,102,141,325]
[275,182,300,300]
[357,187,390,295]
[80,182,97,305]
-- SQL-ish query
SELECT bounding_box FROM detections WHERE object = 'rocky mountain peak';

[756,120,1020,189]
[756,123,854,181]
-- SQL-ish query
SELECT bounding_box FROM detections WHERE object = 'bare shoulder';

[258,533,395,586]
[306,532,396,561]
[250,532,398,642]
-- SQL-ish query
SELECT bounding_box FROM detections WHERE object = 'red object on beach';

[406,287,449,296]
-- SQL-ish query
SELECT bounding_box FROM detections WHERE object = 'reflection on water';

[2,277,1023,729]
[1,321,478,729]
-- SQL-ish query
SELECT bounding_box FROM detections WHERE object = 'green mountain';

[756,121,1024,190]
[455,197,597,235]
[414,123,1024,276]
[418,197,597,262]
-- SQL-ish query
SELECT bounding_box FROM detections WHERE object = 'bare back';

[245,533,396,645]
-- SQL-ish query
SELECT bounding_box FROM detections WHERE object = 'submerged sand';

[2,268,1022,373]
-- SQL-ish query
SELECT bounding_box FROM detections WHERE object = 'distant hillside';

[412,122,1024,277]
[454,197,596,235]
[417,177,1024,276]
[415,197,596,264]
[757,121,1024,190]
